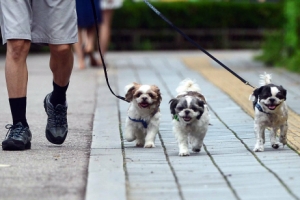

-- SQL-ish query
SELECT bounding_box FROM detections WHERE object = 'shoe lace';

[5,124,25,138]
[48,105,67,127]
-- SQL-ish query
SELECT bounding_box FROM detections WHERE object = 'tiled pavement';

[86,51,300,200]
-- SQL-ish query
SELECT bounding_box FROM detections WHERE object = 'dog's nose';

[269,98,275,103]
[142,97,147,101]
[185,110,190,115]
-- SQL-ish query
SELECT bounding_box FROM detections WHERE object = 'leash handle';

[90,0,129,103]
[144,0,255,89]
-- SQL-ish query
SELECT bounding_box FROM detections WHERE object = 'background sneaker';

[44,93,68,145]
[2,122,32,150]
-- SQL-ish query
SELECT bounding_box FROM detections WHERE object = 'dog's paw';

[125,133,136,142]
[136,140,145,147]
[179,150,190,156]
[279,136,287,145]
[192,147,201,153]
[253,145,264,152]
[272,143,280,149]
[144,142,155,148]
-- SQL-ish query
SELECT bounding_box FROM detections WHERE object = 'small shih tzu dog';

[169,79,209,156]
[249,73,288,152]
[124,82,162,148]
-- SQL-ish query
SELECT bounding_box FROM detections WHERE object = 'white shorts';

[0,0,78,45]
[101,0,123,10]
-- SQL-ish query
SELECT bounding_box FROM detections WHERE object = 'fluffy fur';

[124,82,162,148]
[169,79,209,156]
[249,72,288,152]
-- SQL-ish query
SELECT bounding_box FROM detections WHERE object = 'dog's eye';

[177,106,184,111]
[136,92,142,98]
[191,107,198,112]
[276,93,284,99]
[148,93,154,98]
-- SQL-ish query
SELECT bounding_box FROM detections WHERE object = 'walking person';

[99,0,123,61]
[73,0,102,69]
[0,0,78,150]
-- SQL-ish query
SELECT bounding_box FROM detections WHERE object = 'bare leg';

[49,44,73,87]
[5,40,31,98]
[84,27,102,67]
[73,29,85,69]
[99,9,114,55]
[73,28,86,70]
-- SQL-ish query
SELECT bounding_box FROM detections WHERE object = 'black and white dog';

[169,79,209,156]
[249,73,288,152]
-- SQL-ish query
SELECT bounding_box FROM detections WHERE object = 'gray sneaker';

[44,93,68,144]
[2,122,32,150]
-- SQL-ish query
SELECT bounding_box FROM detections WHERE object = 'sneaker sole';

[44,95,68,145]
[2,140,31,151]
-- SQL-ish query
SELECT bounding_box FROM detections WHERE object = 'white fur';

[124,83,161,148]
[172,79,209,156]
[173,106,209,156]
[251,73,288,152]
[259,72,272,86]
[176,78,201,94]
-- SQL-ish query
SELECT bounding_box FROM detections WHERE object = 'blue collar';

[128,116,148,128]
[255,103,269,114]
[127,106,160,129]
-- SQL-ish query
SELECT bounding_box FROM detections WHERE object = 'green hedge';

[256,0,300,72]
[113,1,283,30]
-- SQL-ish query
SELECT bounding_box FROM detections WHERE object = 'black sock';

[50,81,69,107]
[9,97,29,127]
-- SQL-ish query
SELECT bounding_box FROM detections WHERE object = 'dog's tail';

[259,72,272,86]
[176,78,201,94]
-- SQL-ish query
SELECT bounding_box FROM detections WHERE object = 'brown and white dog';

[124,82,162,148]
[249,73,288,152]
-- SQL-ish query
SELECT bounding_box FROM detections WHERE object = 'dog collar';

[128,116,148,128]
[173,114,179,121]
[255,103,269,115]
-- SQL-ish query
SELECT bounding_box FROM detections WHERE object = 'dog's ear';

[169,98,179,115]
[279,85,287,100]
[125,82,139,102]
[152,85,162,105]
[196,99,204,108]
[250,86,263,109]
[196,99,205,120]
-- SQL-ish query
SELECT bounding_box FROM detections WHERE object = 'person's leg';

[43,43,73,145]
[2,39,32,150]
[84,27,102,67]
[49,44,73,106]
[100,9,114,55]
[73,28,86,70]
[6,39,31,128]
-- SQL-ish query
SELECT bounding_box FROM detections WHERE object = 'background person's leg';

[100,9,114,55]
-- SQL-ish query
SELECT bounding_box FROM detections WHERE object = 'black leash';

[90,0,129,102]
[144,0,255,89]
[89,0,255,103]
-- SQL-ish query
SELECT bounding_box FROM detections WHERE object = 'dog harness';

[173,114,179,121]
[128,107,159,129]
[255,103,269,115]
[128,117,148,129]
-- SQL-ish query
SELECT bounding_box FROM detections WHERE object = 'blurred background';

[1,0,299,72]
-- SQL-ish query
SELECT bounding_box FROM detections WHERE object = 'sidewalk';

[1,51,300,200]
[87,50,300,200]
[0,54,99,200]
